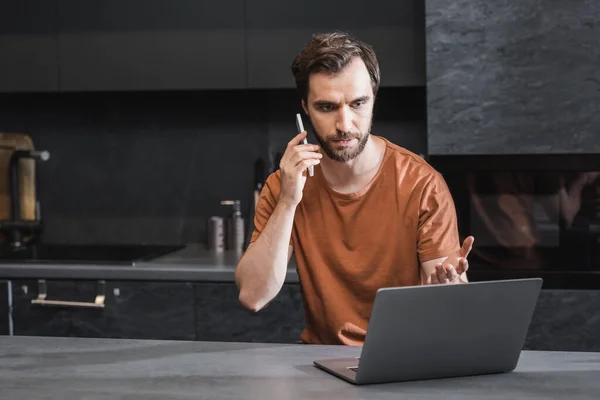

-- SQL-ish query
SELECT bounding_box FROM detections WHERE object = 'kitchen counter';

[0,244,299,282]
[1,243,599,288]
[1,336,599,399]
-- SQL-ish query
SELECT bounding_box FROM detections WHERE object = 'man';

[235,31,474,345]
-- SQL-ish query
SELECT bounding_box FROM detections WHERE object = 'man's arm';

[235,202,295,312]
[417,172,473,285]
[235,131,321,312]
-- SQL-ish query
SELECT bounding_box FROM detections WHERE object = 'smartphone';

[296,113,314,177]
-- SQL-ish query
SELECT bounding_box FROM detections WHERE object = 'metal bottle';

[221,200,244,253]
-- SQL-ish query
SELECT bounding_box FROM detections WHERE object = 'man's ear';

[301,99,309,116]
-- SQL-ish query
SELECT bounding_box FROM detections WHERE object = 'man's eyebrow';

[352,96,370,103]
[312,96,370,107]
[313,100,337,107]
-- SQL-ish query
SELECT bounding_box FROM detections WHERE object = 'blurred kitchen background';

[0,0,427,259]
[1,0,599,277]
[1,0,599,274]
[0,0,599,347]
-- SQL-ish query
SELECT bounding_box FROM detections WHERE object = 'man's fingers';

[289,151,323,166]
[435,264,449,284]
[430,270,440,285]
[292,144,320,153]
[294,158,321,175]
[433,263,462,284]
[460,236,475,258]
[282,143,319,164]
[287,131,308,147]
[281,139,320,168]
[445,264,459,281]
[456,257,469,275]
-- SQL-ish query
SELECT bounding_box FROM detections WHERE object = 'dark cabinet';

[9,279,305,343]
[0,281,8,335]
[7,277,600,351]
[246,0,424,88]
[11,279,196,340]
[1,0,424,92]
[57,0,246,91]
[0,0,59,92]
[196,283,305,343]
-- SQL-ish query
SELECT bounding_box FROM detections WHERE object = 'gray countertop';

[1,336,599,399]
[0,244,299,282]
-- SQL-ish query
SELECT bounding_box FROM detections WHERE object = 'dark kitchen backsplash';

[0,87,426,245]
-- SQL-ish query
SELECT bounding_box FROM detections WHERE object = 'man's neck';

[320,135,385,192]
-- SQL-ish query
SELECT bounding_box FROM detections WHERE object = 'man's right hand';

[279,131,322,206]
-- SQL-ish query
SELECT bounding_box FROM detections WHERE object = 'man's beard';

[313,120,372,163]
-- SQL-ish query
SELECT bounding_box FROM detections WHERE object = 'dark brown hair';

[291,31,380,103]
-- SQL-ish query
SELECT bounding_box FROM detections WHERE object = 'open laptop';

[314,278,542,385]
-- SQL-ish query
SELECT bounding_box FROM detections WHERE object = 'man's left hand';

[429,236,474,284]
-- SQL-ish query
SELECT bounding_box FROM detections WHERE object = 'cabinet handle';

[31,280,106,309]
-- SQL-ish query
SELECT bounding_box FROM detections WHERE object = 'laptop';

[313,278,542,385]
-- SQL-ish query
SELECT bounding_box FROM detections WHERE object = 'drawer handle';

[31,279,106,309]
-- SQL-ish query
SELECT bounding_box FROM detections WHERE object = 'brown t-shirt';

[250,137,460,345]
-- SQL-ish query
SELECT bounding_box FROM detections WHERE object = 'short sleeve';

[417,171,461,262]
[249,171,292,246]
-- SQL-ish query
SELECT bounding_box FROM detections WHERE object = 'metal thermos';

[207,216,225,252]
[221,200,245,252]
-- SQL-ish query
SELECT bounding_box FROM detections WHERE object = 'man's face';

[303,57,374,163]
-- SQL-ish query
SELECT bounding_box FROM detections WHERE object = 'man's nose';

[335,107,353,134]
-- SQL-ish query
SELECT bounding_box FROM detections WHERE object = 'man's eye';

[352,101,364,108]
[319,105,333,111]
